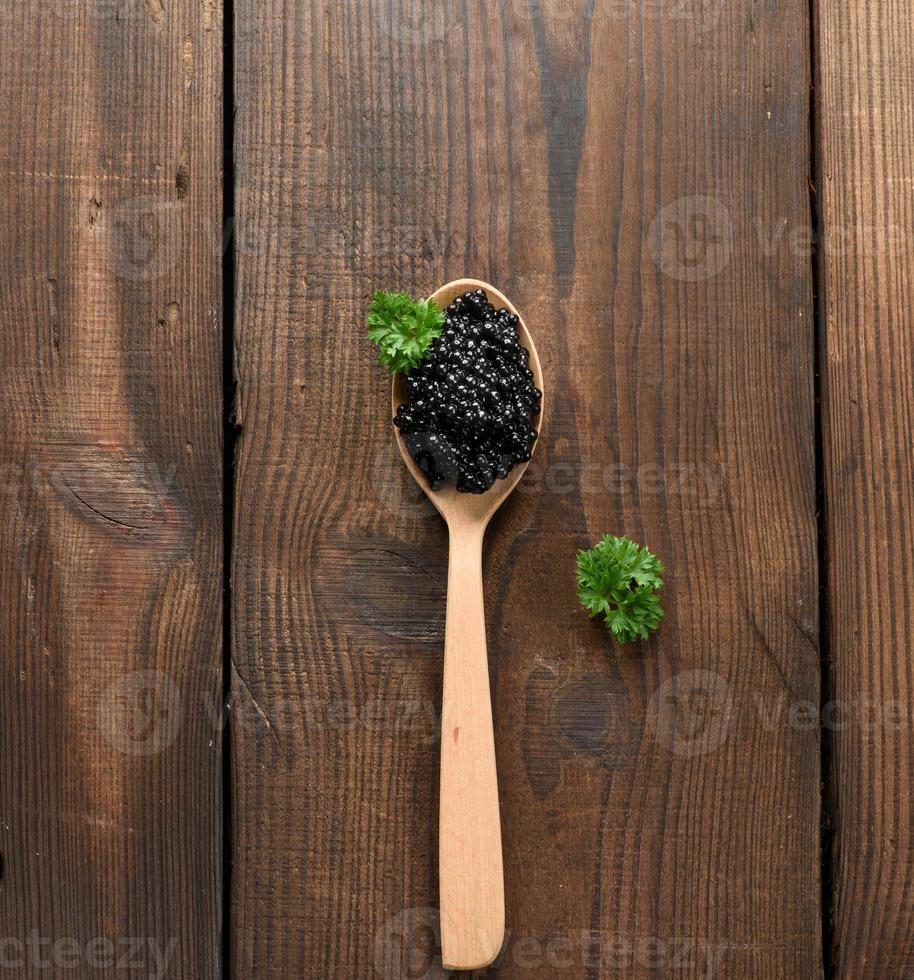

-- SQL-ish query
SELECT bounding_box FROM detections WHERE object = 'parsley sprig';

[576,535,664,644]
[367,290,444,374]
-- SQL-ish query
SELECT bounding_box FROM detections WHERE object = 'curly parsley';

[366,290,444,374]
[576,535,664,644]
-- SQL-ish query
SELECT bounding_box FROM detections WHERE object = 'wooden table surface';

[1,1,912,977]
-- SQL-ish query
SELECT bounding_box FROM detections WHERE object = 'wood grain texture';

[816,0,914,975]
[0,0,223,974]
[231,1,821,977]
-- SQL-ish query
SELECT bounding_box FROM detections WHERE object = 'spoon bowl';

[391,278,545,971]
[392,279,545,526]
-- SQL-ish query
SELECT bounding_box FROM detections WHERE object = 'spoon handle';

[438,525,505,970]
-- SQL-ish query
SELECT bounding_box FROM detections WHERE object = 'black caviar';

[393,288,541,494]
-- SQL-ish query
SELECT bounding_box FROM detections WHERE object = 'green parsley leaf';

[367,290,444,374]
[576,534,664,644]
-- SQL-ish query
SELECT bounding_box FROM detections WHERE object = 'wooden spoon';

[391,278,545,970]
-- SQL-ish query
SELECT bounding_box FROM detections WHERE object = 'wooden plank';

[232,1,821,975]
[816,0,914,974]
[0,1,223,975]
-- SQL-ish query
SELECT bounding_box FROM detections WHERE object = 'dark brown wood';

[817,0,914,974]
[0,1,223,975]
[231,1,822,976]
